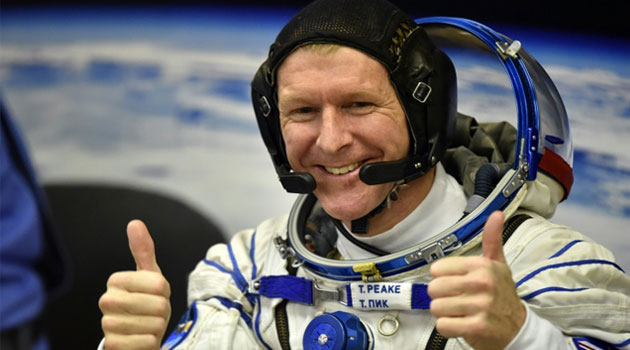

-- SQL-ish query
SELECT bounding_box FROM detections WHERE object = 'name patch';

[349,282,412,310]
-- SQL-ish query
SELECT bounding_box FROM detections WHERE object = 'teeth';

[325,162,360,175]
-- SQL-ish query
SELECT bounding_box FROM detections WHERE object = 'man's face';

[277,45,410,222]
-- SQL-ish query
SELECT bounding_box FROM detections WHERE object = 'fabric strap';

[257,275,314,304]
[254,275,431,310]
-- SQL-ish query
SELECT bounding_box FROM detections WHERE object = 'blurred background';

[1,0,629,348]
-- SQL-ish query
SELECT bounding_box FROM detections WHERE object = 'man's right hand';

[99,220,172,350]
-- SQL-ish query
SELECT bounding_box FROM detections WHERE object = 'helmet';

[251,0,457,194]
[280,17,574,281]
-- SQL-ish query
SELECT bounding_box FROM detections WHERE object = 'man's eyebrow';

[344,89,382,99]
[277,94,311,108]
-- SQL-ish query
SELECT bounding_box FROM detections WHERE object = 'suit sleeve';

[165,216,284,349]
[506,214,630,350]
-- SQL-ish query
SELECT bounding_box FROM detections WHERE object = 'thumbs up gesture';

[99,220,172,350]
[427,211,526,350]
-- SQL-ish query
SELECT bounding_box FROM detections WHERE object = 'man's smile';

[323,161,361,175]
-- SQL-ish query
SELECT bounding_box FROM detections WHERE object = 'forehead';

[276,45,390,96]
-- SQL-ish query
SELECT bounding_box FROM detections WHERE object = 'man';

[98,0,630,349]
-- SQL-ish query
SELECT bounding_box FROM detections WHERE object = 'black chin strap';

[332,219,390,256]
[350,205,385,234]
[350,181,405,234]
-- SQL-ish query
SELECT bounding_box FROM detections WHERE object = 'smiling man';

[97,0,630,349]
[277,44,437,236]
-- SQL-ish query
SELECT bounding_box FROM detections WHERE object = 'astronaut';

[98,0,630,349]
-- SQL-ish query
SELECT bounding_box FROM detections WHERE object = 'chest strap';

[250,275,431,310]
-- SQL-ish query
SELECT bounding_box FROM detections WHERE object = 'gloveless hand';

[99,220,172,350]
[428,211,526,350]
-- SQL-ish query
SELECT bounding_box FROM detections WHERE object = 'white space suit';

[97,8,630,350]
[160,164,630,350]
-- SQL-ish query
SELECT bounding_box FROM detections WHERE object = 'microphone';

[359,155,428,185]
[276,154,429,193]
[278,166,317,193]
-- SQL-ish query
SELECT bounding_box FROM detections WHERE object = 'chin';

[315,189,385,222]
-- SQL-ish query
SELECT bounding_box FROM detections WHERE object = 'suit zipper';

[425,326,448,350]
[275,299,291,350]
[275,255,298,350]
[502,214,531,244]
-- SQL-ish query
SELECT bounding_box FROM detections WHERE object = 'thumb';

[482,210,506,262]
[127,219,161,273]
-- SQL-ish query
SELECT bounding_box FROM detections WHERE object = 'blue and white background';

[1,5,629,271]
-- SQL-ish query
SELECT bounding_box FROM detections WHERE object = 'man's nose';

[315,107,352,154]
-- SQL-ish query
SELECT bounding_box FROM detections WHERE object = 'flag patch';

[161,302,198,350]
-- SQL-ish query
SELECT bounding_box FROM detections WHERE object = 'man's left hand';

[427,211,526,350]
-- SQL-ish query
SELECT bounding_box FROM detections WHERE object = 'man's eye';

[294,107,315,114]
[281,106,317,121]
[347,102,376,111]
[351,102,374,108]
